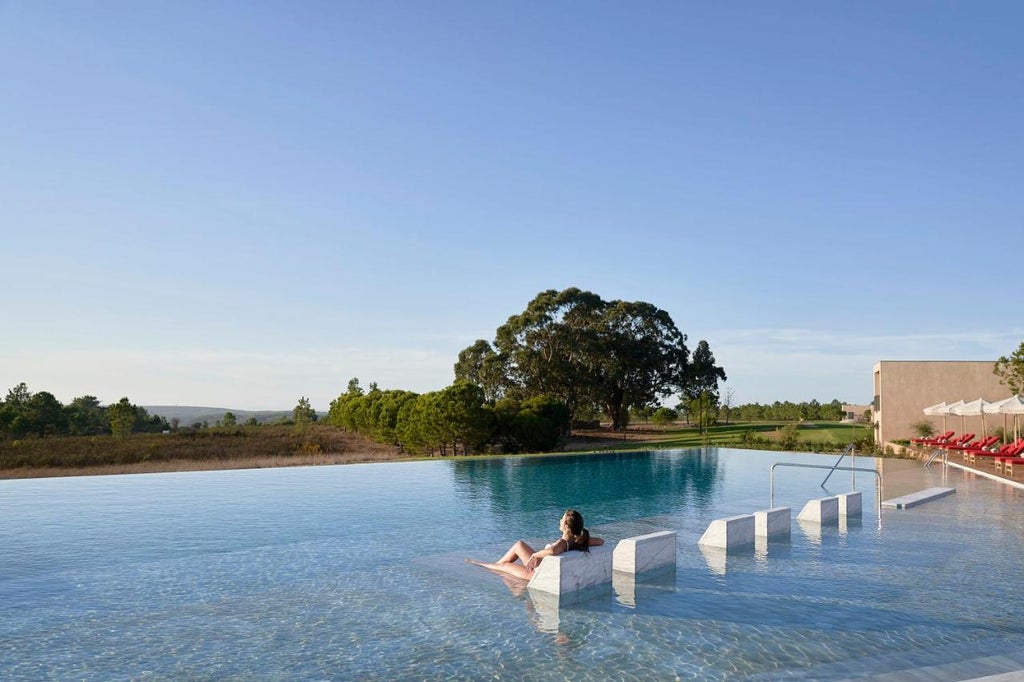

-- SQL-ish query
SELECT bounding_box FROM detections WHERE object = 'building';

[872,360,1009,446]
[841,404,871,422]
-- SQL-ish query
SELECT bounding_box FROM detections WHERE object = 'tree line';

[722,399,847,423]
[0,384,324,441]
[0,383,169,439]
[327,379,568,455]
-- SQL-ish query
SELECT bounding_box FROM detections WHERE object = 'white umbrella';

[944,400,967,434]
[952,398,991,438]
[984,397,1009,442]
[989,395,1024,441]
[922,401,950,433]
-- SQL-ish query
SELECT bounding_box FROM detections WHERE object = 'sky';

[2,2,1022,411]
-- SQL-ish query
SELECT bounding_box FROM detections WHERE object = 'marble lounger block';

[797,497,839,524]
[612,531,677,574]
[754,507,791,538]
[838,491,862,516]
[527,545,613,597]
[698,514,755,550]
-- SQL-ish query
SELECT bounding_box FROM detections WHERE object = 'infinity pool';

[2,448,1024,680]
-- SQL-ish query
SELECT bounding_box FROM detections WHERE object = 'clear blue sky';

[3,2,1022,410]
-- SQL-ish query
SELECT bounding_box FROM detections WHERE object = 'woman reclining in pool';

[467,509,603,580]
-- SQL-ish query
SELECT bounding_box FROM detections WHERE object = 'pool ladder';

[924,448,946,468]
[821,443,856,488]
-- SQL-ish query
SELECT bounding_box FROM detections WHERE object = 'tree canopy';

[108,397,138,439]
[682,340,729,431]
[995,341,1024,395]
[455,288,695,429]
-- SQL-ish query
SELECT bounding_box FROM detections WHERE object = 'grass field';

[577,421,874,453]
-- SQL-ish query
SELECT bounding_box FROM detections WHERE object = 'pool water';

[2,448,1024,680]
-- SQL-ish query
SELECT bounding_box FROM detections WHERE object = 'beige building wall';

[842,404,871,421]
[872,361,1010,445]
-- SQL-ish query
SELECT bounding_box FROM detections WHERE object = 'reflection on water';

[698,543,729,575]
[450,449,723,524]
[613,566,676,607]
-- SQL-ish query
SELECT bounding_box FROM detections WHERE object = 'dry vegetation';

[0,424,406,479]
[1,422,879,480]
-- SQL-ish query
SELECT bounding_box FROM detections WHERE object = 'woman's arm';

[526,539,567,570]
[588,536,604,547]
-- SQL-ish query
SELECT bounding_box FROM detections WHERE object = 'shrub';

[779,424,799,450]
[650,407,678,426]
[910,420,936,439]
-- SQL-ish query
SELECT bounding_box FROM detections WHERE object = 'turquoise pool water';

[2,448,1023,680]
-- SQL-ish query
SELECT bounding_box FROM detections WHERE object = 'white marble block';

[754,507,791,538]
[838,491,862,516]
[797,497,839,524]
[527,545,613,597]
[613,531,677,574]
[697,514,755,550]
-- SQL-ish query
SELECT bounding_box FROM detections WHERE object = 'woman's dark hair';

[563,509,590,553]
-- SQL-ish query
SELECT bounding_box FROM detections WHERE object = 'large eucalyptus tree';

[456,288,693,429]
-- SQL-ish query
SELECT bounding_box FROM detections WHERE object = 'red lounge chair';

[913,430,954,445]
[1002,457,1024,477]
[953,436,1001,460]
[972,439,1024,467]
[928,431,964,446]
[952,435,999,451]
[991,441,1024,471]
[939,433,974,452]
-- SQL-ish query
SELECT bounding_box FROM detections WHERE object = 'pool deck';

[911,447,1024,490]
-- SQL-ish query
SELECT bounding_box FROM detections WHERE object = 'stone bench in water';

[698,514,756,550]
[612,530,677,574]
[527,545,614,597]
[528,530,678,598]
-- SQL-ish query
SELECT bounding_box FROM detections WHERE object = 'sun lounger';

[954,436,1001,460]
[951,435,999,453]
[999,455,1024,477]
[991,438,1024,471]
[936,433,974,455]
[913,430,954,445]
[972,440,1024,467]
[931,431,965,446]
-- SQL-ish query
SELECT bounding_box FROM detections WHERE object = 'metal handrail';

[770,462,883,529]
[821,443,856,488]
[924,448,945,468]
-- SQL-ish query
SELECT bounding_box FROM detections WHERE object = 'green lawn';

[595,421,873,452]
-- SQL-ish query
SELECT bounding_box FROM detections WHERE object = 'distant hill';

[143,406,327,426]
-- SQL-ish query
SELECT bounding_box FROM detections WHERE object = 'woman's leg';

[465,559,533,580]
[465,539,537,580]
[497,540,535,565]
